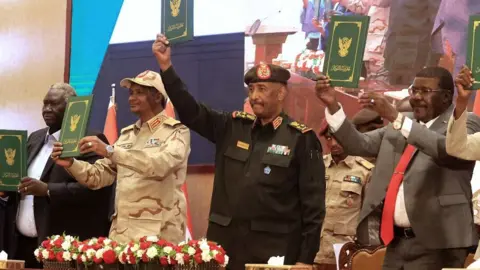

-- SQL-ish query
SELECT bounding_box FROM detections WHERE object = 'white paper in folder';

[333,243,347,270]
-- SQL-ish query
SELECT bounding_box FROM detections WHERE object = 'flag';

[164,98,194,241]
[104,84,118,144]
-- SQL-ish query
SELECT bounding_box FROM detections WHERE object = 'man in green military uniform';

[152,34,325,269]
[314,120,374,270]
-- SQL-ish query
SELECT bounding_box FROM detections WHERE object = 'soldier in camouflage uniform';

[52,70,191,244]
[314,120,374,270]
[340,0,390,82]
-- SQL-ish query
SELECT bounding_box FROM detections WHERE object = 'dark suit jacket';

[4,128,113,255]
[333,106,480,249]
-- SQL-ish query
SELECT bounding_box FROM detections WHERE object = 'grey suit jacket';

[333,105,480,249]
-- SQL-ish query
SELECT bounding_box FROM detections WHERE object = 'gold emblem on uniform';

[170,0,181,17]
[5,148,16,166]
[236,141,250,150]
[70,114,81,132]
[338,37,352,57]
[256,63,271,80]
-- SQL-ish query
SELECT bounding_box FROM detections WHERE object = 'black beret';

[244,63,291,85]
[352,109,382,125]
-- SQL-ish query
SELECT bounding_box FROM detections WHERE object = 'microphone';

[247,9,282,36]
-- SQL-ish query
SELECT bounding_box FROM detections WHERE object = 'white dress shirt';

[325,105,438,227]
[17,130,60,237]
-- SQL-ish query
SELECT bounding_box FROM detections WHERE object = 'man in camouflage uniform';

[314,120,374,270]
[52,70,191,244]
[340,0,390,82]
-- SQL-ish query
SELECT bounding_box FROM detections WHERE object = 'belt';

[394,226,415,239]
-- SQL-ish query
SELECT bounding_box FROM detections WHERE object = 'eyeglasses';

[408,86,443,96]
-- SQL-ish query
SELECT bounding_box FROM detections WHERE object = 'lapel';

[40,157,55,182]
[27,129,47,167]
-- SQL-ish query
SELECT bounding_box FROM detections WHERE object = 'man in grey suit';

[315,66,480,269]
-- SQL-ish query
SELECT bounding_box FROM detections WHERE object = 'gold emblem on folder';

[338,37,352,57]
[5,148,16,166]
[170,0,181,17]
[70,114,81,132]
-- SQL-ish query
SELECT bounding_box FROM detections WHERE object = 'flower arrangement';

[34,235,228,269]
[119,236,179,266]
[77,237,121,266]
[34,234,80,263]
[177,239,228,268]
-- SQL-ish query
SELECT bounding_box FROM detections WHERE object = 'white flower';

[61,241,71,250]
[65,236,74,243]
[86,249,96,259]
[130,244,139,252]
[146,236,159,242]
[81,255,87,263]
[34,249,40,257]
[115,246,122,253]
[201,251,212,262]
[146,247,157,258]
[53,235,60,241]
[175,253,184,265]
[223,255,229,267]
[63,251,72,261]
[199,240,209,252]
[103,239,112,246]
[103,246,112,251]
[163,246,173,254]
[78,244,84,251]
[187,247,195,256]
[95,249,104,259]
[212,250,218,256]
[267,256,284,266]
[136,249,144,258]
[42,250,49,259]
[167,256,171,264]
[72,254,78,260]
[88,239,96,246]
[178,241,186,246]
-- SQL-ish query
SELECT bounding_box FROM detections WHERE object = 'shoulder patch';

[355,157,374,170]
[288,121,312,133]
[120,124,135,134]
[232,111,256,121]
[163,117,182,127]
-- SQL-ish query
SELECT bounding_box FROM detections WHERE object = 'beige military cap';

[120,70,169,100]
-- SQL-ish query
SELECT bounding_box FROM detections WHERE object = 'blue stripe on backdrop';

[69,0,124,96]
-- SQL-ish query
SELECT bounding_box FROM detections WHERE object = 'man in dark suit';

[1,83,112,268]
[153,35,325,270]
[315,67,480,269]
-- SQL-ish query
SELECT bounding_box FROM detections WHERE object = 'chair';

[338,242,475,270]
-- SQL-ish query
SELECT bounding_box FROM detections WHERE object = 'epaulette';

[288,121,312,133]
[232,111,256,121]
[120,124,135,134]
[163,117,183,127]
[355,157,374,170]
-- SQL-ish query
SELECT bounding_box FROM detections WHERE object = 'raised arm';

[296,131,325,264]
[153,34,230,144]
[446,111,480,160]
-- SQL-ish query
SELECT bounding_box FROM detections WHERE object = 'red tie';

[380,144,416,245]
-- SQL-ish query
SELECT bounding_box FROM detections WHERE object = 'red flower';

[159,257,169,266]
[121,253,127,263]
[170,258,178,265]
[214,254,225,265]
[183,254,190,263]
[98,237,106,244]
[139,241,151,250]
[141,253,149,263]
[128,254,136,264]
[53,238,63,248]
[103,249,117,264]
[111,241,118,248]
[48,251,55,260]
[77,256,83,263]
[194,253,202,264]
[93,257,103,264]
[93,243,103,250]
[156,239,167,246]
[42,240,51,249]
[139,236,147,242]
[56,252,64,262]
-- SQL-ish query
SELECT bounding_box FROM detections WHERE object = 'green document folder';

[162,0,194,44]
[59,95,93,158]
[323,15,370,88]
[0,130,27,191]
[467,15,480,90]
